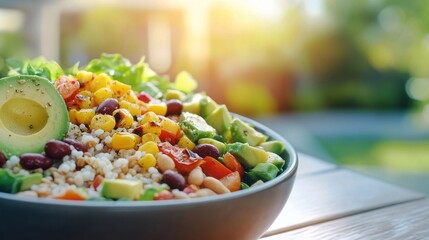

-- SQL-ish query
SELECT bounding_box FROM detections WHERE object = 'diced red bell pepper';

[222,152,244,177]
[219,171,241,192]
[158,142,204,174]
[200,156,232,180]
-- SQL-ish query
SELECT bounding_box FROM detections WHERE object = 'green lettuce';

[84,53,173,98]
[6,56,64,81]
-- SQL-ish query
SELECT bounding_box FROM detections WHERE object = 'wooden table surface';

[261,153,427,240]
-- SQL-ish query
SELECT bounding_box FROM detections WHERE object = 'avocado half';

[0,75,69,158]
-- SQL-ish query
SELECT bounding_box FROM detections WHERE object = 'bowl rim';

[0,114,298,208]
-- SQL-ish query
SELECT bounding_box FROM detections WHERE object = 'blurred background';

[0,0,428,194]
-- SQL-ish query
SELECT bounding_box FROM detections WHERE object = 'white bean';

[203,177,230,194]
[190,188,217,198]
[156,153,175,172]
[172,190,190,199]
[187,167,204,186]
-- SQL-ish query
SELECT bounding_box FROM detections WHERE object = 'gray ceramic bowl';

[0,115,298,240]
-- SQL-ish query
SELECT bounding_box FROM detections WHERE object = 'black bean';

[20,153,52,170]
[62,138,87,152]
[192,143,220,159]
[162,170,187,190]
[166,99,183,116]
[44,140,71,159]
[0,151,6,166]
[96,98,119,115]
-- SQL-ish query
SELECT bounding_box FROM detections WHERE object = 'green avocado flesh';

[0,75,69,158]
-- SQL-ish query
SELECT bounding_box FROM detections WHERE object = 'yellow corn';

[133,134,142,144]
[138,111,160,126]
[138,141,159,155]
[147,102,167,116]
[75,93,93,109]
[90,114,116,132]
[160,118,180,136]
[112,109,134,129]
[111,80,132,96]
[76,109,95,125]
[68,108,78,124]
[76,71,94,83]
[165,89,186,100]
[142,133,161,144]
[93,87,114,105]
[121,90,138,103]
[111,132,136,151]
[90,73,112,92]
[119,100,141,116]
[177,135,196,150]
[138,154,157,171]
[143,121,161,135]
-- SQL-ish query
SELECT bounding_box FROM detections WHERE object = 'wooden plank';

[297,152,336,176]
[263,169,424,237]
[263,198,429,240]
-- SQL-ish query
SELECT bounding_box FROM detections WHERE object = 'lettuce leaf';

[84,53,175,98]
[6,56,64,81]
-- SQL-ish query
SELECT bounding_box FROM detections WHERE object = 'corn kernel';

[68,108,78,124]
[147,102,167,116]
[111,80,132,96]
[138,141,159,155]
[75,93,93,109]
[160,118,180,136]
[76,109,95,125]
[119,100,141,116]
[142,133,161,143]
[112,109,134,129]
[111,132,136,151]
[90,114,115,132]
[138,111,160,125]
[143,121,161,135]
[90,73,112,92]
[93,87,114,105]
[133,134,142,144]
[177,135,196,150]
[121,90,138,103]
[76,71,94,83]
[138,154,157,171]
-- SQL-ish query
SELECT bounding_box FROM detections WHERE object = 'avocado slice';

[247,162,279,182]
[198,138,226,153]
[230,118,268,146]
[267,152,286,171]
[179,112,216,143]
[260,140,285,155]
[20,173,43,191]
[0,75,69,158]
[182,93,204,115]
[205,105,232,134]
[226,142,269,168]
[200,96,219,118]
[0,168,22,193]
[101,179,143,200]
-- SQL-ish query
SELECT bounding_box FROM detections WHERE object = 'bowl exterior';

[0,115,298,240]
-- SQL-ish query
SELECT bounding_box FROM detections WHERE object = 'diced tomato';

[93,175,104,189]
[158,142,204,174]
[222,152,244,177]
[55,76,80,102]
[159,129,178,145]
[200,156,232,180]
[219,171,241,192]
[54,189,86,201]
[137,92,152,103]
[153,190,173,200]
